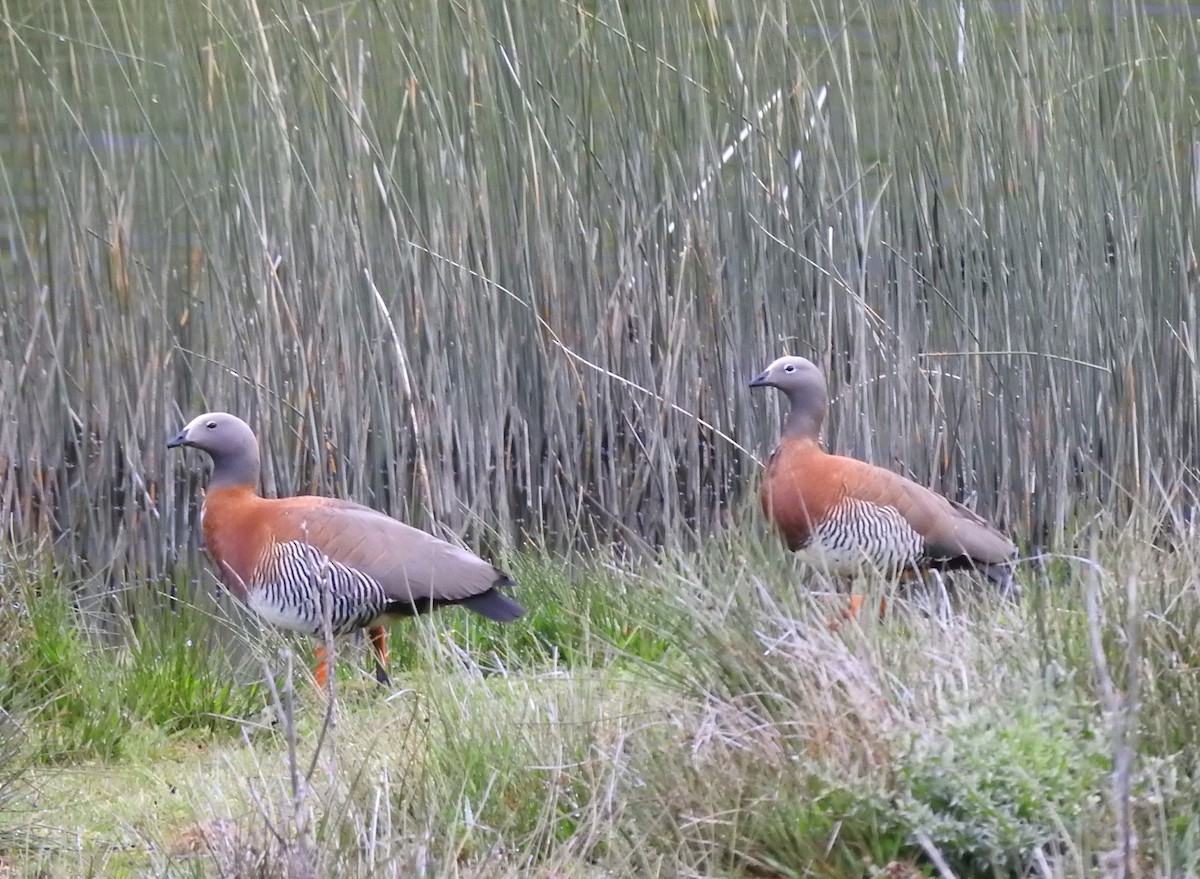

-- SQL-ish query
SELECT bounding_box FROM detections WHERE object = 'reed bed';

[1,0,1196,584]
[1,0,1200,875]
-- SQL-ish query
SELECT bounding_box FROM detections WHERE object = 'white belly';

[793,540,886,577]
[247,589,321,634]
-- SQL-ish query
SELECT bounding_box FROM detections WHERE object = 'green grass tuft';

[0,551,265,762]
[374,552,683,677]
[894,704,1106,875]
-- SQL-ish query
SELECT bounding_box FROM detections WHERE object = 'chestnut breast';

[200,486,278,599]
[760,437,847,551]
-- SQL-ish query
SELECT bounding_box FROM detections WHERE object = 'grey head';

[168,412,261,489]
[749,355,829,441]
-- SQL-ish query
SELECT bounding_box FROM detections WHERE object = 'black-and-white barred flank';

[802,497,925,575]
[247,540,391,635]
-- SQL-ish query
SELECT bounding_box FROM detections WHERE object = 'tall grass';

[1,0,1196,596]
[0,540,265,761]
[9,530,1196,877]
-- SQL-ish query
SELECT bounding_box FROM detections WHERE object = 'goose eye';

[784,364,796,373]
[206,421,217,429]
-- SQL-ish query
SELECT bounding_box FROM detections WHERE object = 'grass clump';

[894,705,1106,875]
[657,700,1105,878]
[0,548,264,762]
[633,558,1116,878]
[500,553,683,665]
[414,673,639,860]
[0,557,127,761]
[377,552,683,677]
[3,532,1199,878]
[118,600,266,737]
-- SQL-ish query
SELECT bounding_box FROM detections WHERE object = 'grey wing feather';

[874,473,1017,564]
[275,499,508,604]
[929,496,1016,563]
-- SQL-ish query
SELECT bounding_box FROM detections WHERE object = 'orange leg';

[826,595,861,630]
[312,630,389,687]
[313,644,329,688]
[827,594,889,629]
[847,594,866,618]
[369,625,390,685]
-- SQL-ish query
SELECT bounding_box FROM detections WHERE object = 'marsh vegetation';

[1,0,1199,875]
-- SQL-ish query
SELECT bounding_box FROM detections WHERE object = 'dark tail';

[462,585,525,622]
[930,555,1018,596]
[983,561,1020,597]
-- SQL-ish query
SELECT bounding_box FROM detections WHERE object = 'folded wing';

[267,496,521,613]
[842,460,1016,564]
